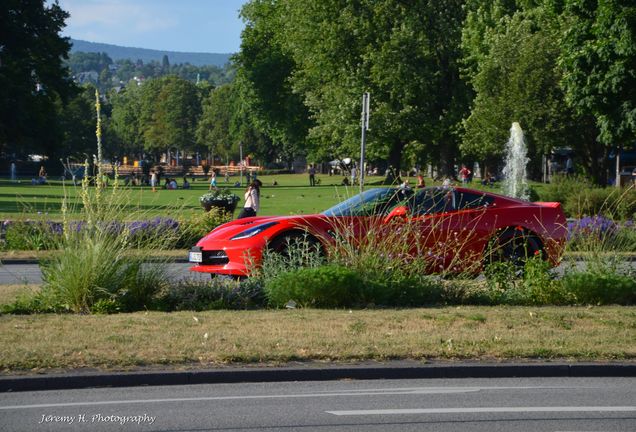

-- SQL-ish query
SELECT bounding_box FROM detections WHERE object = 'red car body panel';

[189,187,567,277]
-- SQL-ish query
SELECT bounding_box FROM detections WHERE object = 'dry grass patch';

[0,284,40,303]
[0,306,635,372]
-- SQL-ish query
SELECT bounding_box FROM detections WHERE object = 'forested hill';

[70,39,233,67]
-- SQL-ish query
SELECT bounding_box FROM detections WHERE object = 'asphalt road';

[0,261,634,285]
[0,263,207,285]
[0,377,634,431]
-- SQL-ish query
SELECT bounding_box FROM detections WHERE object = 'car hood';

[196,214,324,243]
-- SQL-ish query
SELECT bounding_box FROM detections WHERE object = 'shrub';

[539,174,592,204]
[539,174,592,206]
[561,269,636,305]
[39,229,171,313]
[564,187,636,220]
[158,278,265,311]
[265,265,365,308]
[176,208,231,249]
[199,189,240,208]
[357,268,443,307]
[566,217,636,253]
[0,291,61,314]
[2,220,59,250]
[479,255,574,306]
[264,263,443,309]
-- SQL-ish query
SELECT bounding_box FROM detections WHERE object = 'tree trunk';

[384,139,405,184]
[437,135,458,179]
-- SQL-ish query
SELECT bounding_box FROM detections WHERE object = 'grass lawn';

[0,306,634,371]
[0,174,534,220]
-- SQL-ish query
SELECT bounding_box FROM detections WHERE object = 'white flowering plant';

[199,189,240,208]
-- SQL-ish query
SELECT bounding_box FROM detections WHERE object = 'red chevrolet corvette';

[189,186,567,277]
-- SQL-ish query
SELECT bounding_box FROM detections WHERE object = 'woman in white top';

[237,179,262,219]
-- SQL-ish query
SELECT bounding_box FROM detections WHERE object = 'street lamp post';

[239,141,244,186]
[360,92,370,194]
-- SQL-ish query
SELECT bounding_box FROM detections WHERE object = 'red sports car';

[189,186,567,277]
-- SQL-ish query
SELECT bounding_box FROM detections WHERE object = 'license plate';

[189,251,202,263]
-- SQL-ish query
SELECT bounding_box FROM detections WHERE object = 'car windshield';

[322,187,412,217]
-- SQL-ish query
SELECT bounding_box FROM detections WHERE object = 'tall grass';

[18,93,180,313]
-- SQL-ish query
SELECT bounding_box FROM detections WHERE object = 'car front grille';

[202,250,229,265]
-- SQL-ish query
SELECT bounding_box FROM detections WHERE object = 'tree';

[197,84,234,162]
[234,0,312,167]
[0,0,76,157]
[280,0,469,178]
[138,76,201,157]
[461,9,588,176]
[57,85,97,159]
[110,83,144,157]
[558,0,636,148]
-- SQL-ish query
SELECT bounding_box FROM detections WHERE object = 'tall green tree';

[110,83,144,158]
[138,76,201,157]
[234,0,312,167]
[0,0,76,157]
[461,9,589,176]
[196,84,234,162]
[280,0,469,177]
[558,0,636,148]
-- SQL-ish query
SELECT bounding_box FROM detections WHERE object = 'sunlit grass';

[0,306,633,371]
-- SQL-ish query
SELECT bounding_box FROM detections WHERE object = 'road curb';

[1,363,634,393]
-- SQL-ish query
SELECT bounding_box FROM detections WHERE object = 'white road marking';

[327,406,636,416]
[0,385,600,411]
[0,387,481,410]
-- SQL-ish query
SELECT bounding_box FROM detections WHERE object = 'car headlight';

[230,222,279,240]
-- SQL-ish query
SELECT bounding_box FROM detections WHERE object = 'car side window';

[455,192,494,210]
[410,189,455,216]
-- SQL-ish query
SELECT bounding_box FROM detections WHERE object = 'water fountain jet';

[502,122,529,200]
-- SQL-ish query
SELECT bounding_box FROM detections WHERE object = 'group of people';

[148,170,192,191]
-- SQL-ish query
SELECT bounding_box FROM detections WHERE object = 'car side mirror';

[384,205,409,223]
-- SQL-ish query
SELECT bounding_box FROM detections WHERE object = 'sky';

[57,0,248,53]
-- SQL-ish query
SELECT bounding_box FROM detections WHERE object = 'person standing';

[237,180,262,219]
[459,164,471,184]
[566,157,574,175]
[351,166,357,185]
[308,164,316,186]
[416,173,426,188]
[150,169,158,192]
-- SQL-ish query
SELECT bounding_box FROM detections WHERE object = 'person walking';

[209,170,218,190]
[308,164,316,186]
[237,180,262,219]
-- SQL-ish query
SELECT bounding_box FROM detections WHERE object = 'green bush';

[159,278,265,311]
[0,291,61,314]
[478,256,575,306]
[3,220,58,250]
[561,270,636,305]
[539,174,592,205]
[613,227,636,252]
[176,208,231,248]
[358,268,443,307]
[265,265,364,308]
[564,187,636,220]
[264,264,443,308]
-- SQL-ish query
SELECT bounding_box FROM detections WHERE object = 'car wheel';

[267,232,324,260]
[486,228,541,267]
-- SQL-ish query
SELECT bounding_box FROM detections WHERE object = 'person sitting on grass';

[182,177,191,189]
